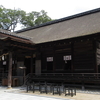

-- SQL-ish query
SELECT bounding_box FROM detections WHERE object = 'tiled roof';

[0,29,31,40]
[0,29,34,44]
[16,8,100,33]
[16,8,100,44]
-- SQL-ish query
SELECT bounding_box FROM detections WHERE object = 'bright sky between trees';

[0,0,100,19]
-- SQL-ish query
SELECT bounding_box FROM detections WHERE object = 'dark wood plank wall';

[55,43,72,73]
[96,41,100,73]
[41,43,72,73]
[41,47,54,72]
[73,40,95,73]
[41,38,96,73]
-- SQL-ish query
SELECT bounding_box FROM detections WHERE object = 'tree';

[0,5,52,32]
[21,10,52,28]
[0,5,26,32]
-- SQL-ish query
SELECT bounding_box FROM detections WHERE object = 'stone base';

[7,87,12,89]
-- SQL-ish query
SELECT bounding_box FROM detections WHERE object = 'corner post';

[8,51,12,89]
[30,54,33,73]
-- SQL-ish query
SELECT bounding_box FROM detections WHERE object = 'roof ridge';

[16,7,100,33]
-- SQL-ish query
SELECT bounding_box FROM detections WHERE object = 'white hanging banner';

[2,56,4,60]
[3,61,6,65]
[47,57,53,62]
[64,55,71,60]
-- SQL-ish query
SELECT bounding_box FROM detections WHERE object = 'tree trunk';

[8,52,12,89]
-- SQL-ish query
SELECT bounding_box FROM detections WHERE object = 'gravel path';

[1,86,100,100]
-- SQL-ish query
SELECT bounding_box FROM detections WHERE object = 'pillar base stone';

[7,87,12,89]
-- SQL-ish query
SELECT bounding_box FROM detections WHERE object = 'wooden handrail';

[24,73,100,86]
[25,73,100,79]
[26,73,100,76]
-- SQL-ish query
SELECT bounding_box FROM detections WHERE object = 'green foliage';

[0,5,26,31]
[35,10,52,26]
[0,5,52,31]
[21,10,52,28]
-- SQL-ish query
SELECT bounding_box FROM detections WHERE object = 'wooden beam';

[8,51,12,89]
[10,44,36,50]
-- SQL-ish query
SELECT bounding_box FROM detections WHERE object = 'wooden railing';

[24,73,100,85]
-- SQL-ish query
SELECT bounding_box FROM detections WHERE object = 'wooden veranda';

[25,73,100,89]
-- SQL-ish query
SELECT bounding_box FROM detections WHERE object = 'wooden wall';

[96,41,100,73]
[40,38,96,73]
[73,40,95,73]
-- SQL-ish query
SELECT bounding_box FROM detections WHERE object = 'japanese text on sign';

[64,55,71,60]
[47,57,53,62]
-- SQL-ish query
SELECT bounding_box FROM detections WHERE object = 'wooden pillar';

[30,54,33,73]
[71,42,74,72]
[8,51,12,89]
[35,52,41,75]
[53,46,55,73]
[93,40,98,73]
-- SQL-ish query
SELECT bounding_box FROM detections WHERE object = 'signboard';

[12,61,14,64]
[64,55,71,60]
[3,61,6,65]
[47,57,53,62]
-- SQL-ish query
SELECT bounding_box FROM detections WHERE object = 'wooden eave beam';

[10,44,36,50]
[10,38,34,45]
[0,33,35,45]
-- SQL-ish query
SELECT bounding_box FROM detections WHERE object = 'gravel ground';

[1,86,100,100]
[77,89,100,94]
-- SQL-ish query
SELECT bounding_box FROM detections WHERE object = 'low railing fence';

[24,73,100,85]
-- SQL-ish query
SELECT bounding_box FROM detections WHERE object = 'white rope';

[0,52,9,58]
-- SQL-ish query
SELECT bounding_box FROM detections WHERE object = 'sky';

[0,0,100,19]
